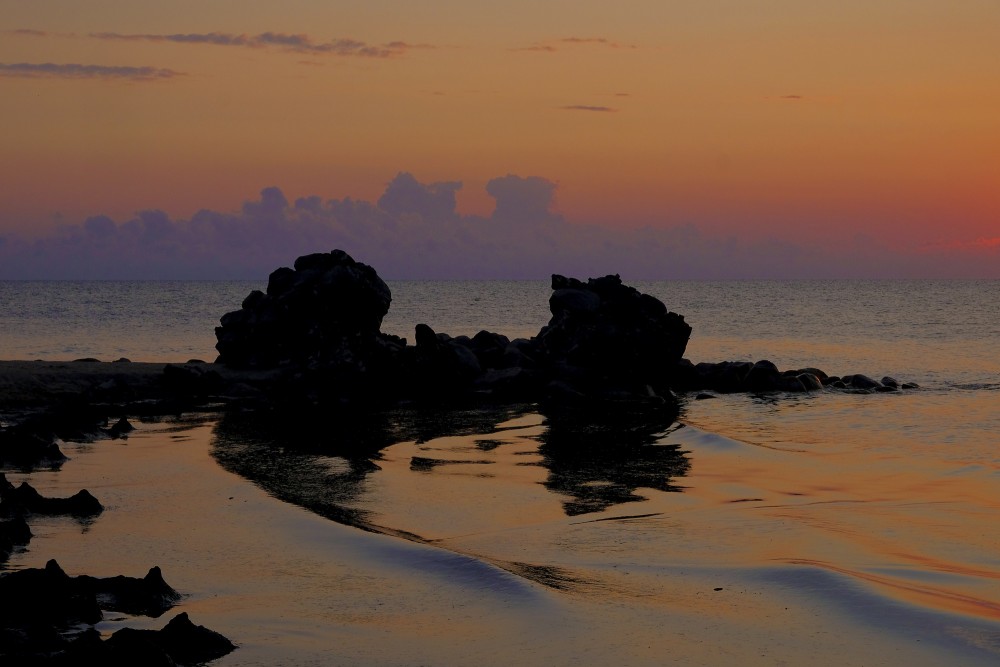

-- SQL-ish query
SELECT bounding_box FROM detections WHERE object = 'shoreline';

[5,414,999,665]
[3,360,1000,665]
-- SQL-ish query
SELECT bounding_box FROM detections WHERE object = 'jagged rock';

[533,273,691,402]
[0,561,205,665]
[0,559,103,626]
[211,251,912,406]
[105,612,237,665]
[77,566,181,617]
[107,416,135,438]
[1,482,103,517]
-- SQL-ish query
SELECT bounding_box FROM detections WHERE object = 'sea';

[1,279,996,458]
[2,279,999,665]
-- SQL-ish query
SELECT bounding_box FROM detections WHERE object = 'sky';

[1,0,998,279]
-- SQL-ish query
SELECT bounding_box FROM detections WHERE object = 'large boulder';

[215,250,397,375]
[533,274,692,400]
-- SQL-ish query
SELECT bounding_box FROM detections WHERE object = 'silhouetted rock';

[107,416,135,438]
[842,374,881,391]
[162,363,224,397]
[0,515,32,561]
[106,612,236,665]
[404,323,483,396]
[216,249,392,370]
[1,482,103,517]
[533,274,692,404]
[0,561,224,666]
[77,566,181,617]
[0,559,103,627]
[210,251,914,406]
[796,373,824,392]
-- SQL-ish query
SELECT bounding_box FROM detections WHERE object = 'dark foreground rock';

[0,560,233,666]
[0,480,103,518]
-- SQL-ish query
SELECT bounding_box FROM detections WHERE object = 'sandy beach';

[3,360,999,665]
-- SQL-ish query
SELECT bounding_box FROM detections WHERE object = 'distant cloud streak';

[560,105,617,112]
[90,31,430,58]
[561,37,638,49]
[0,62,183,80]
[512,36,637,52]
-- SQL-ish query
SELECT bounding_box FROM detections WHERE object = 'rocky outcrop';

[0,480,103,517]
[533,274,691,404]
[214,249,915,407]
[0,559,233,665]
[215,251,694,408]
[674,360,919,394]
[215,249,396,370]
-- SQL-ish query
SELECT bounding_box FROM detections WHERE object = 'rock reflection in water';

[212,401,691,536]
[537,403,690,516]
[211,403,534,531]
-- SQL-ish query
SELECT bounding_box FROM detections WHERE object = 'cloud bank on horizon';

[0,173,995,280]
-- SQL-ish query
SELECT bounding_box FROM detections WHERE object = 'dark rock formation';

[0,419,68,470]
[0,560,232,666]
[0,559,103,627]
[533,274,692,405]
[0,514,32,561]
[77,565,181,617]
[215,252,694,409]
[215,249,395,370]
[104,612,237,666]
[1,481,103,517]
[213,249,915,406]
[673,360,918,395]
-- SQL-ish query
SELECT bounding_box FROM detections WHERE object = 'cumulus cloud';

[0,172,996,280]
[377,172,462,219]
[486,175,560,223]
[0,62,182,80]
[90,31,428,57]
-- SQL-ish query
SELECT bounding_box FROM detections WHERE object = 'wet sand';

[5,408,1000,665]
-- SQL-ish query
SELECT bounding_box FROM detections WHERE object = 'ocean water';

[2,279,1000,664]
[1,278,996,455]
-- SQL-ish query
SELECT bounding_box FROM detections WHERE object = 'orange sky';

[1,1,998,273]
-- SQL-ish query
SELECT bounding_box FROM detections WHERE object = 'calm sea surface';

[3,279,1000,664]
[1,278,997,459]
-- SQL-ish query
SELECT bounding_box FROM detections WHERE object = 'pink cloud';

[89,31,430,58]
